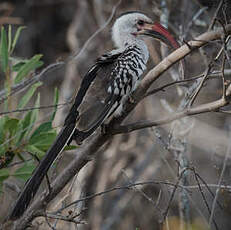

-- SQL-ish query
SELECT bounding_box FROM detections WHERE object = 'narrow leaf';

[8,25,12,53]
[0,116,8,154]
[50,88,59,121]
[64,145,77,151]
[30,92,40,127]
[13,162,36,181]
[25,144,45,159]
[30,121,52,141]
[0,27,8,72]
[17,82,42,109]
[0,116,7,143]
[14,54,43,84]
[0,168,10,183]
[12,60,27,72]
[4,118,19,137]
[18,111,33,142]
[29,131,57,151]
[11,26,26,53]
[14,120,23,146]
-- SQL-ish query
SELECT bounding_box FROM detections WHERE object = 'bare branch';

[145,69,231,98]
[0,102,69,116]
[110,96,230,135]
[209,125,231,227]
[208,0,225,31]
[8,24,231,230]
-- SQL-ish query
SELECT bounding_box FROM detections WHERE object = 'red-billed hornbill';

[9,11,178,220]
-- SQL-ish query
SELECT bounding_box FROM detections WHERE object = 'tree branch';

[110,96,230,135]
[9,23,231,230]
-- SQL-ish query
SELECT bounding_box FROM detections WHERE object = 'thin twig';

[188,63,213,107]
[208,0,224,31]
[45,213,86,225]
[221,53,227,99]
[55,180,189,214]
[9,23,231,230]
[192,168,219,230]
[162,167,190,223]
[0,102,70,116]
[110,96,230,135]
[209,126,231,226]
[0,62,64,104]
[144,70,231,98]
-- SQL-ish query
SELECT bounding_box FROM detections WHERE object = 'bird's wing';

[64,51,122,127]
[67,51,126,143]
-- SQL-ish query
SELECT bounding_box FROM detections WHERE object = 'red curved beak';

[137,22,179,49]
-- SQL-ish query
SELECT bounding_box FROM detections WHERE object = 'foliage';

[0,26,75,192]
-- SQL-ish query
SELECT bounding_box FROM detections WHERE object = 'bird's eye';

[137,20,144,26]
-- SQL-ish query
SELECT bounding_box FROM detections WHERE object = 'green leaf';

[0,27,8,73]
[13,162,36,181]
[4,118,19,137]
[0,167,10,191]
[0,117,8,155]
[30,93,40,128]
[25,144,45,159]
[0,168,10,189]
[12,60,27,72]
[12,60,43,73]
[17,82,42,109]
[14,54,43,84]
[64,145,77,151]
[18,111,33,142]
[14,121,23,146]
[0,150,14,168]
[30,121,52,141]
[8,25,12,53]
[0,144,7,157]
[0,140,7,157]
[0,116,7,143]
[11,26,26,54]
[29,131,57,151]
[50,88,59,121]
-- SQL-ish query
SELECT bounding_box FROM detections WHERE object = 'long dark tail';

[8,123,76,220]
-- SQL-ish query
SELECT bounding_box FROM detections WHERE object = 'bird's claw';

[101,123,108,134]
[129,95,136,104]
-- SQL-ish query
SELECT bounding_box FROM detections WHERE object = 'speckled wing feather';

[72,44,147,144]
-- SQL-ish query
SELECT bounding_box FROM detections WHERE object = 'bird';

[9,11,179,220]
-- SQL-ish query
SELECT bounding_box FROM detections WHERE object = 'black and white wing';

[70,45,146,144]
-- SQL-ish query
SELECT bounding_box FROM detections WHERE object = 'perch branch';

[9,24,231,230]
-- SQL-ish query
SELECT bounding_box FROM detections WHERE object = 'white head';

[112,12,152,48]
[112,11,179,49]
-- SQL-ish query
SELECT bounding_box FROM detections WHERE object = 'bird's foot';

[128,95,136,104]
[183,39,193,50]
[75,139,83,145]
[68,129,83,145]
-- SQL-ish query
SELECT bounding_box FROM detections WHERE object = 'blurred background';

[1,0,231,229]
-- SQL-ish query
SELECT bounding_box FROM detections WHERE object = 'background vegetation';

[0,0,231,229]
